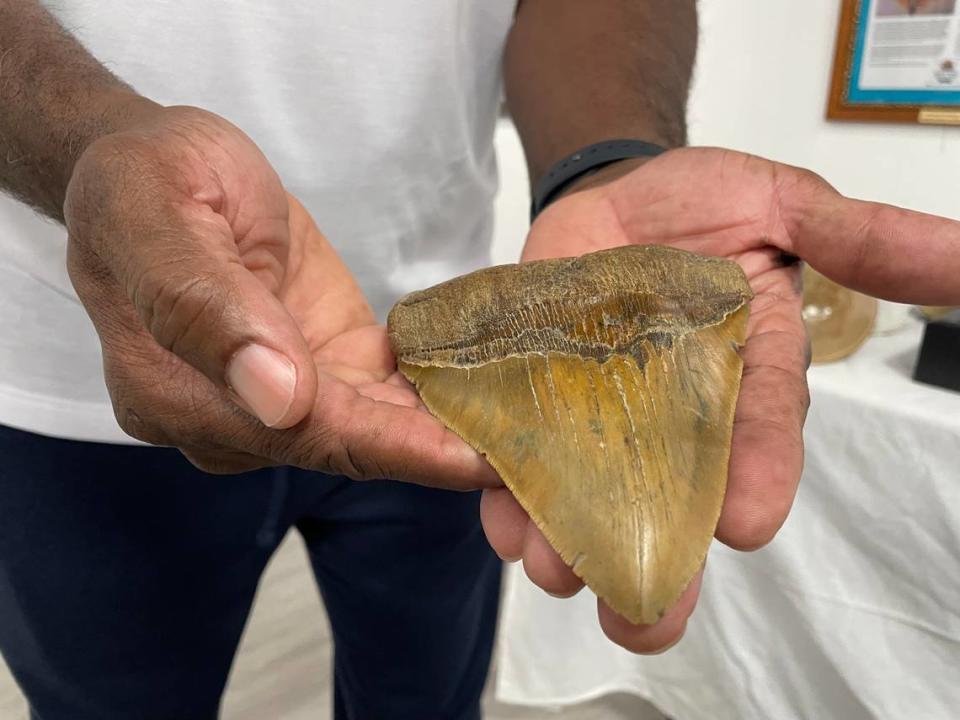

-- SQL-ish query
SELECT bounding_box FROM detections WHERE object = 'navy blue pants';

[0,424,501,720]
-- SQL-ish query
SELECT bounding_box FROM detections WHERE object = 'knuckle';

[782,164,832,196]
[794,166,827,187]
[114,405,168,446]
[132,266,231,358]
[342,442,380,480]
[286,419,366,480]
[231,422,312,470]
[102,362,174,447]
[180,449,267,475]
[102,346,227,451]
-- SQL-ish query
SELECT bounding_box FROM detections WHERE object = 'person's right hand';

[65,105,498,488]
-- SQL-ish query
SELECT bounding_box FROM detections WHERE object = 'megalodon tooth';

[388,245,752,624]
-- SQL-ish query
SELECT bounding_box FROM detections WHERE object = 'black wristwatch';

[530,139,667,222]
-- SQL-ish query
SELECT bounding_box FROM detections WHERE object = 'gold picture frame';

[828,0,960,125]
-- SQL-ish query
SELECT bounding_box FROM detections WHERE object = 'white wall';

[690,0,960,213]
[494,0,960,264]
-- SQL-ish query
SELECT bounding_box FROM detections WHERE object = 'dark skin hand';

[481,146,960,653]
[2,3,497,488]
[65,105,498,487]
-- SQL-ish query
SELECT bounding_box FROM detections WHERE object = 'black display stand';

[914,310,960,393]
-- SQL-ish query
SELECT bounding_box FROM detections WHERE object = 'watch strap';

[530,139,668,222]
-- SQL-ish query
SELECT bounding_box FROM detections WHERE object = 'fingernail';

[226,345,296,427]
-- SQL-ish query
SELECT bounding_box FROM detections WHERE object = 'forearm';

[504,0,697,184]
[0,0,159,221]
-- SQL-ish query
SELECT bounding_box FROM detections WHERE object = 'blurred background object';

[802,265,878,364]
[916,305,960,321]
[913,308,960,391]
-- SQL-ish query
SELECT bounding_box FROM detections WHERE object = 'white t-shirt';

[0,1,517,443]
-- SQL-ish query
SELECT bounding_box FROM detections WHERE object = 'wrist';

[557,156,656,199]
[69,90,163,165]
[98,91,164,133]
[49,90,163,221]
[61,90,163,206]
[0,2,164,221]
[530,140,668,221]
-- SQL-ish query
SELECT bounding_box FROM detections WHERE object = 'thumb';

[66,182,317,430]
[781,169,960,305]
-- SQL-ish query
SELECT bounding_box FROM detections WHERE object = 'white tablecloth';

[495,320,960,720]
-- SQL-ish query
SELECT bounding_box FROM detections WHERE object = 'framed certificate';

[829,0,960,124]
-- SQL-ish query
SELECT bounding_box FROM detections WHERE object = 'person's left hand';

[479,146,960,653]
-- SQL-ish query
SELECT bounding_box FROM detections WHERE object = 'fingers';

[598,567,703,654]
[75,239,496,487]
[717,267,808,550]
[480,487,528,561]
[780,167,960,305]
[522,522,584,598]
[483,489,700,653]
[99,320,279,468]
[481,488,583,595]
[325,390,502,488]
[64,124,318,430]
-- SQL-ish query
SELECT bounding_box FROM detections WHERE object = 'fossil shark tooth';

[387,245,752,624]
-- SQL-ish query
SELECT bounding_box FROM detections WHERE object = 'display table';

[495,320,960,720]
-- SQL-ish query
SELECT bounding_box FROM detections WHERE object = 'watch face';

[802,266,878,364]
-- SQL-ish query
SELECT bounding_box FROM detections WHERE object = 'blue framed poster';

[829,0,960,124]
